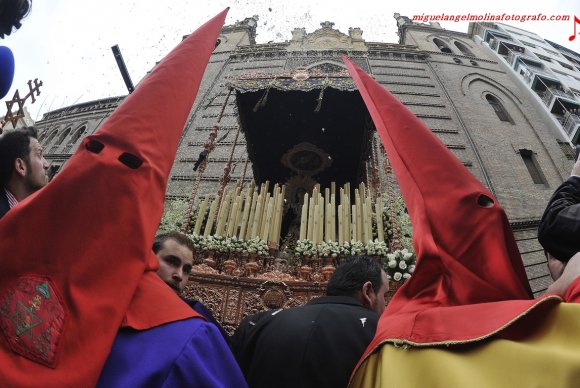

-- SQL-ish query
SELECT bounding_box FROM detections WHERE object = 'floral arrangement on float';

[317,241,341,258]
[340,240,365,256]
[245,236,269,257]
[294,239,317,258]
[365,239,388,257]
[384,248,416,283]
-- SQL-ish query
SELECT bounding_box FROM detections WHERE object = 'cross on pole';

[1,78,43,134]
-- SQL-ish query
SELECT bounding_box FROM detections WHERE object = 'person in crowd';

[0,126,48,219]
[537,155,580,277]
[343,53,580,388]
[0,9,248,387]
[153,230,229,341]
[231,256,387,388]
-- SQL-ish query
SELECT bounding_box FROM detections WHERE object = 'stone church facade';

[34,15,574,299]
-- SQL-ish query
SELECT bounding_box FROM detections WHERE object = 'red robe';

[0,9,228,386]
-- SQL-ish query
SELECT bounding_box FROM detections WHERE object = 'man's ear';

[14,157,27,177]
[361,280,375,309]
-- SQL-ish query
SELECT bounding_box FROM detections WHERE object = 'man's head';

[0,127,49,197]
[153,231,195,294]
[327,256,389,316]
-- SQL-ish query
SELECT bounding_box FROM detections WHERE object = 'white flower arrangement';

[347,240,365,256]
[384,248,416,283]
[365,239,388,257]
[247,236,268,256]
[340,241,350,256]
[317,241,341,258]
[188,233,204,251]
[295,239,317,258]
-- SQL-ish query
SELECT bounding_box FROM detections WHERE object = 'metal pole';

[111,45,135,94]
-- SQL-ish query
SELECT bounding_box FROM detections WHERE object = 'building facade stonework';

[33,15,575,315]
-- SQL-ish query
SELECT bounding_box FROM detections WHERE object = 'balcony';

[490,39,524,57]
[563,112,580,142]
[516,62,561,88]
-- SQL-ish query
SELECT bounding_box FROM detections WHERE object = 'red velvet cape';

[0,9,228,386]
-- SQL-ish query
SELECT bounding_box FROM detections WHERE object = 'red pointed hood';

[342,57,547,356]
[0,9,228,386]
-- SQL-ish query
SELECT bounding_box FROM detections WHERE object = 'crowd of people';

[2,3,580,387]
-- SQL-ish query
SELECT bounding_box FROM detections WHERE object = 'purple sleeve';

[162,322,247,388]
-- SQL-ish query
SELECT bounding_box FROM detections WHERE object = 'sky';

[2,0,579,121]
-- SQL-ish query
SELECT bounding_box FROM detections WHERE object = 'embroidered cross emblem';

[0,276,65,368]
[10,300,43,338]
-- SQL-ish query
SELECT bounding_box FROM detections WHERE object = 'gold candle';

[250,194,263,239]
[262,199,274,241]
[307,197,315,241]
[226,196,239,237]
[356,195,363,241]
[242,191,258,240]
[351,204,357,241]
[193,195,209,235]
[204,197,219,237]
[215,193,231,237]
[300,198,308,240]
[313,204,320,244]
[259,194,271,238]
[338,204,343,244]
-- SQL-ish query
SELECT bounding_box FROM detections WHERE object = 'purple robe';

[97,317,247,387]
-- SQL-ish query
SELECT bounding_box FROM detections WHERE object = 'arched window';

[453,58,462,64]
[55,127,72,146]
[433,38,453,54]
[486,95,514,124]
[68,125,87,145]
[43,129,59,145]
[38,129,48,142]
[454,41,473,56]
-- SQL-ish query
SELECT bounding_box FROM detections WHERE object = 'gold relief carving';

[255,270,297,282]
[191,263,219,275]
[184,274,327,332]
[292,67,310,81]
[281,142,331,177]
[184,284,225,322]
[262,288,286,309]
[243,293,266,315]
[224,289,241,324]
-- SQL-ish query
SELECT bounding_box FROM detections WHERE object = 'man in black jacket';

[538,156,580,282]
[231,256,388,388]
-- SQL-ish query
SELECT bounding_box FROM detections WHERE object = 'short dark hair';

[0,126,37,185]
[326,256,384,298]
[0,0,31,38]
[153,231,194,254]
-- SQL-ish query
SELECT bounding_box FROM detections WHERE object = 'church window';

[433,38,453,54]
[55,127,72,146]
[454,41,473,56]
[519,149,548,185]
[485,94,513,124]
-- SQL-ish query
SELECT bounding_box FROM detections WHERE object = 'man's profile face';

[155,238,194,293]
[23,138,49,190]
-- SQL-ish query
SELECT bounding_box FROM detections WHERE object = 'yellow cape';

[351,303,580,388]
